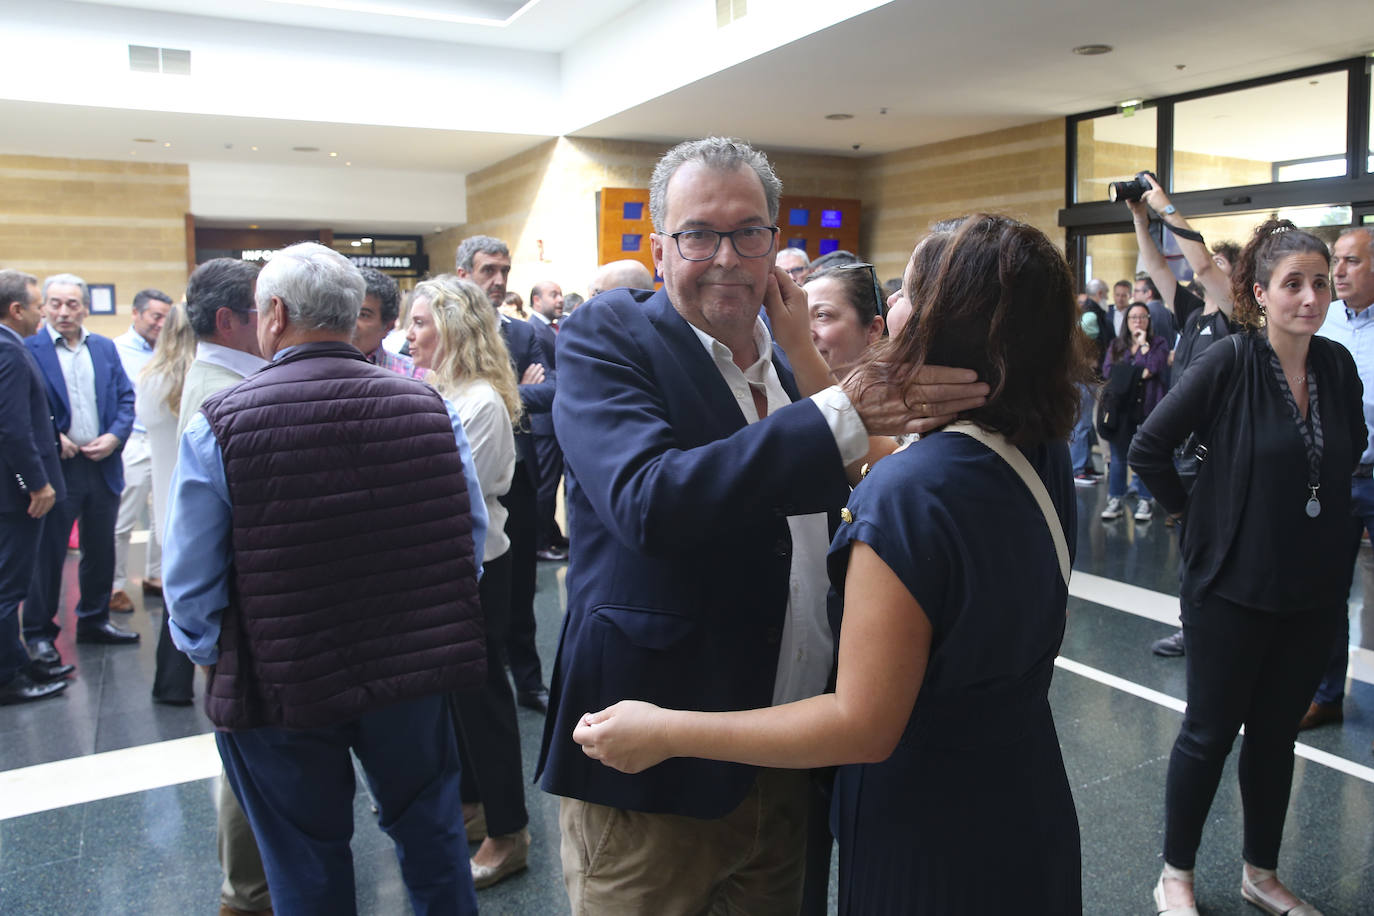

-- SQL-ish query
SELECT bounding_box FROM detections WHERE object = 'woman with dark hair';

[1101,302,1169,522]
[573,214,1092,914]
[803,263,885,372]
[1131,219,1363,916]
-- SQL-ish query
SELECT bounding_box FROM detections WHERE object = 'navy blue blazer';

[526,315,558,439]
[25,329,136,495]
[0,328,66,513]
[500,314,556,484]
[536,287,850,818]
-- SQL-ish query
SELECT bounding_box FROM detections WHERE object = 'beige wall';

[0,155,190,338]
[858,119,1067,283]
[425,137,867,300]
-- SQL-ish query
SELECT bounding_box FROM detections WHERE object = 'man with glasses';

[537,137,987,913]
[777,246,810,283]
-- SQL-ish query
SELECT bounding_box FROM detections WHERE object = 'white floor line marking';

[0,733,219,821]
[1069,572,1181,627]
[1055,656,1374,786]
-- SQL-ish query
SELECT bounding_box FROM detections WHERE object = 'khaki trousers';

[559,768,809,916]
[218,769,271,912]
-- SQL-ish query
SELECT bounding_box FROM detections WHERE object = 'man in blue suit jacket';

[525,280,567,560]
[24,273,140,662]
[455,237,555,718]
[537,138,987,913]
[0,270,71,704]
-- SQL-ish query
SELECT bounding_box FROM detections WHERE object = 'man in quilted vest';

[163,242,489,916]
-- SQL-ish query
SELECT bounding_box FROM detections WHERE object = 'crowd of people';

[1,134,1371,915]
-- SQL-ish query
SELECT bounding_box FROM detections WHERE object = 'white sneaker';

[1101,497,1124,520]
[1134,498,1153,522]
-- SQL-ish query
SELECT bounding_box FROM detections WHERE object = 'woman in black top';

[1130,220,1365,916]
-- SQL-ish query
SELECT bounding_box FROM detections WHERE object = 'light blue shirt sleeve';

[447,397,488,575]
[162,412,233,666]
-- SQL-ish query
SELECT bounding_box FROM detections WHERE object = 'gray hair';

[1085,278,1108,299]
[0,269,38,313]
[43,273,89,306]
[1338,226,1374,254]
[648,137,782,233]
[777,247,810,267]
[455,235,510,273]
[255,241,364,333]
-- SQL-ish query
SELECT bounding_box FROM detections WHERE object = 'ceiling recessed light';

[824,113,853,121]
[1072,44,1113,56]
[345,161,352,166]
[163,141,172,148]
[249,224,259,229]
[350,240,362,247]
[250,145,259,151]
[291,146,319,153]
[360,237,373,244]
[132,137,155,143]
[329,151,339,158]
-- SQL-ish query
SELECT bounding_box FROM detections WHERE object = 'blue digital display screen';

[788,208,810,227]
[623,201,644,220]
[821,209,843,228]
[621,234,642,252]
[818,238,840,255]
[786,239,807,251]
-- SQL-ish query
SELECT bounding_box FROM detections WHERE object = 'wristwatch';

[1161,204,1177,215]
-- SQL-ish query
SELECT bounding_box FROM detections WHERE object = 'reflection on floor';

[2,480,1373,915]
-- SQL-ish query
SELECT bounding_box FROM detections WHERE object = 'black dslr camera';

[1108,170,1158,203]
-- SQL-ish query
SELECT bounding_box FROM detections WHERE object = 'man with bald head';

[588,259,654,298]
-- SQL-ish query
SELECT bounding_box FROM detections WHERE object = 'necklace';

[1289,372,1307,387]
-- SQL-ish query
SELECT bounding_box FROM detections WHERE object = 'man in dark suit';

[537,137,987,912]
[525,280,568,561]
[455,237,554,715]
[24,273,139,665]
[0,270,71,704]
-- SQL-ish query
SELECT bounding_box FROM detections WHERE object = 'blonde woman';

[406,276,531,888]
[134,304,197,705]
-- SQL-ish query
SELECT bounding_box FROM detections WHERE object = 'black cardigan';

[1128,331,1366,605]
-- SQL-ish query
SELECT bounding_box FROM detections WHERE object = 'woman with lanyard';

[1130,219,1364,916]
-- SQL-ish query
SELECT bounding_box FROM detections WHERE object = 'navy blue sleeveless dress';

[826,432,1082,914]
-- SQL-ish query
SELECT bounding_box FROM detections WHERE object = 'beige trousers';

[559,768,810,916]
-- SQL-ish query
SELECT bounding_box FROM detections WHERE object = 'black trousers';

[449,549,528,837]
[153,596,194,702]
[23,456,119,639]
[500,466,543,694]
[532,433,564,550]
[1164,593,1342,870]
[0,512,42,684]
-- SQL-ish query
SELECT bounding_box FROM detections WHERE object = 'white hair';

[255,241,364,333]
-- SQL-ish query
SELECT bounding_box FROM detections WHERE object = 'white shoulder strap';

[944,422,1071,586]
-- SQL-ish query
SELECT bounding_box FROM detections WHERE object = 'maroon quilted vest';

[200,341,484,729]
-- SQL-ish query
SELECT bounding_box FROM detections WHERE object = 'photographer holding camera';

[1116,171,1239,657]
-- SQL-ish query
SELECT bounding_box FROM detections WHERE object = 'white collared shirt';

[48,323,100,446]
[688,317,868,705]
[114,327,155,434]
[195,341,268,378]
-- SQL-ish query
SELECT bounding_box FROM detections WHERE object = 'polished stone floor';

[2,475,1373,915]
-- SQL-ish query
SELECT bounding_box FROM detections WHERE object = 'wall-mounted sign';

[241,249,280,261]
[349,255,420,269]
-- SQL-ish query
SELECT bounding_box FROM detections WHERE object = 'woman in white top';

[134,304,196,705]
[406,275,531,888]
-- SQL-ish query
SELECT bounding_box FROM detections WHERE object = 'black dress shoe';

[517,687,549,713]
[26,659,75,682]
[28,638,60,666]
[152,693,194,707]
[536,546,568,562]
[0,672,69,705]
[76,621,141,645]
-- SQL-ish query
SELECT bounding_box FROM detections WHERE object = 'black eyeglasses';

[662,226,779,261]
[831,261,887,328]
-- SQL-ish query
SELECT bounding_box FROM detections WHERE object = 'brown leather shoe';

[109,590,134,613]
[140,577,163,596]
[1297,701,1343,730]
